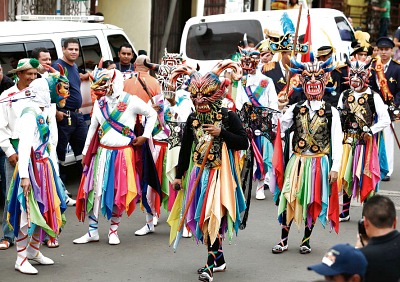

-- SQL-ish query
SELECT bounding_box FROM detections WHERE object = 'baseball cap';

[307,244,367,276]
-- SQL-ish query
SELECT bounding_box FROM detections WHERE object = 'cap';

[316,46,333,58]
[9,58,44,74]
[307,244,367,276]
[376,37,395,48]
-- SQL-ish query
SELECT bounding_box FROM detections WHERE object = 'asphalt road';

[1,123,400,282]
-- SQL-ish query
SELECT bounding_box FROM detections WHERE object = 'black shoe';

[382,176,390,182]
[264,184,269,190]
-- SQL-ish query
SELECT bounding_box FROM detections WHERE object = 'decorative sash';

[375,57,393,102]
[242,78,266,107]
[98,95,136,140]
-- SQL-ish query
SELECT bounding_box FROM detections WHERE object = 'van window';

[185,20,263,60]
[335,16,354,42]
[107,34,134,62]
[0,40,57,74]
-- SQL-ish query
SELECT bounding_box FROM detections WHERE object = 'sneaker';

[66,196,76,207]
[299,245,312,254]
[382,175,390,182]
[272,243,288,254]
[199,269,213,282]
[65,189,72,197]
[153,216,158,226]
[197,263,226,274]
[339,214,350,222]
[135,224,154,236]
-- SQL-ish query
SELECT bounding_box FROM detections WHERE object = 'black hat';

[376,37,395,48]
[351,31,373,56]
[316,46,333,58]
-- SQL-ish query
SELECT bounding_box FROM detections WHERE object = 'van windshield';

[185,20,263,60]
[335,16,354,42]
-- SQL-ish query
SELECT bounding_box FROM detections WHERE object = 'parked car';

[0,16,136,165]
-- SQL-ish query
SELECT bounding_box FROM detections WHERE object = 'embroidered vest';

[190,109,229,168]
[341,91,374,142]
[292,103,331,155]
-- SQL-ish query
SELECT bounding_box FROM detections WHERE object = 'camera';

[358,218,367,236]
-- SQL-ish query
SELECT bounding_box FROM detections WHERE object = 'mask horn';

[143,58,160,72]
[170,64,196,90]
[44,65,57,73]
[57,63,65,76]
[364,58,372,69]
[211,59,243,81]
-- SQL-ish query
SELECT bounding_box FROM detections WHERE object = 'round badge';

[363,126,369,132]
[174,126,181,133]
[352,122,358,129]
[254,129,261,136]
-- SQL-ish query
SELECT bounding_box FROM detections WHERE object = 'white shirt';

[0,85,32,157]
[235,70,278,111]
[337,88,390,135]
[83,93,157,155]
[280,100,343,172]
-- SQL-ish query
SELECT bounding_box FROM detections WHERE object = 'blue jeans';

[0,149,5,203]
[1,159,15,243]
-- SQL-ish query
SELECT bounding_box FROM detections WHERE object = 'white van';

[180,8,354,72]
[0,18,136,165]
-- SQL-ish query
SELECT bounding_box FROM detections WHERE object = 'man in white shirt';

[0,58,43,250]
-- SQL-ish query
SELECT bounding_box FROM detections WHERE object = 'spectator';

[288,0,299,9]
[123,55,161,103]
[0,63,15,248]
[31,47,52,77]
[393,26,400,60]
[52,38,88,187]
[0,59,43,250]
[360,195,400,282]
[138,49,147,56]
[371,45,379,59]
[102,60,116,70]
[372,0,391,38]
[115,43,135,80]
[308,243,367,282]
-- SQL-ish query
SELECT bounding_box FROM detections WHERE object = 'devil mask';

[345,56,372,93]
[289,52,335,101]
[238,46,260,75]
[170,60,242,123]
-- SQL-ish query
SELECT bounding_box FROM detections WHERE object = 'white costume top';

[151,89,194,141]
[16,104,53,178]
[280,100,343,172]
[0,85,32,158]
[83,93,157,155]
[235,69,278,111]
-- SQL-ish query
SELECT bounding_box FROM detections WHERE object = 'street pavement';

[1,123,400,282]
